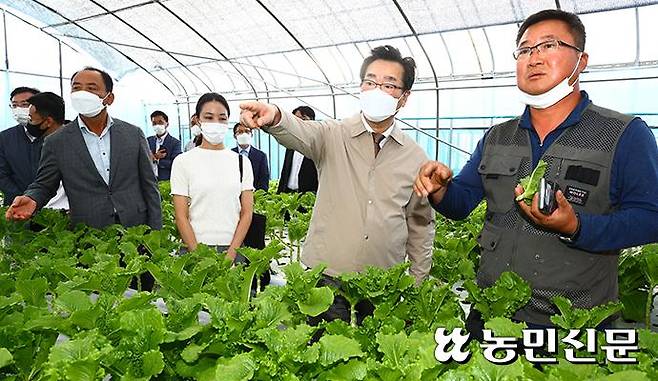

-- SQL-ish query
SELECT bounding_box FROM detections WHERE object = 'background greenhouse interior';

[1,0,658,176]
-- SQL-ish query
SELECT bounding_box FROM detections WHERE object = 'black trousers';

[307,275,375,327]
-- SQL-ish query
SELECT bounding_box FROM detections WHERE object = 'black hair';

[517,9,586,50]
[27,92,65,125]
[233,122,251,135]
[292,106,315,120]
[71,66,114,93]
[359,45,416,92]
[150,110,169,122]
[10,86,40,99]
[195,92,230,119]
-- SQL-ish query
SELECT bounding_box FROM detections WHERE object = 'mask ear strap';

[567,52,583,83]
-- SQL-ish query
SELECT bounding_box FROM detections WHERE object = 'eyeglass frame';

[513,39,582,60]
[360,78,405,95]
[9,101,31,109]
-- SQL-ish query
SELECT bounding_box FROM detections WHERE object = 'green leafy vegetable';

[515,159,548,204]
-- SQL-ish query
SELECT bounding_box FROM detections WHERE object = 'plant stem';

[646,284,656,329]
[257,276,261,296]
[350,305,357,328]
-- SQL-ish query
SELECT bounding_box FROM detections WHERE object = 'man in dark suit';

[5,67,162,230]
[277,106,319,194]
[0,86,41,206]
[147,110,181,181]
[232,123,270,191]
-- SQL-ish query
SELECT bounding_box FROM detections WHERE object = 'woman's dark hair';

[195,92,230,118]
[194,134,203,147]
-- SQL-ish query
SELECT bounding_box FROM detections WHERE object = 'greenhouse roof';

[3,0,658,98]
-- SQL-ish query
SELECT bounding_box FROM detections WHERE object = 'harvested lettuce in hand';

[515,159,547,205]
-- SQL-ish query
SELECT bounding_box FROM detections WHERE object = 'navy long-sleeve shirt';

[432,91,658,252]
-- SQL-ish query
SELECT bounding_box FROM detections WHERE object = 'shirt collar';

[23,126,37,142]
[354,113,405,146]
[239,145,251,154]
[156,132,168,142]
[78,115,114,138]
[519,90,591,131]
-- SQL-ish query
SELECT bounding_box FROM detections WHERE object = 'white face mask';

[236,133,252,146]
[360,88,400,122]
[153,124,167,136]
[190,125,201,137]
[70,90,109,118]
[518,53,583,109]
[200,122,228,145]
[11,107,30,125]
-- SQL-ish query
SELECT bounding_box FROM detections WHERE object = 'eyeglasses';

[9,101,30,109]
[360,79,404,94]
[513,39,582,60]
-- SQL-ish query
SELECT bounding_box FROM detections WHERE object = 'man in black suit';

[232,123,270,191]
[5,67,162,230]
[0,86,41,206]
[147,110,181,181]
[277,106,319,194]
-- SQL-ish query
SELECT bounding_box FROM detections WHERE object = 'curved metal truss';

[2,0,658,158]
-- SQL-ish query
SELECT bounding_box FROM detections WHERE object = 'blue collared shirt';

[432,91,658,252]
[78,115,114,185]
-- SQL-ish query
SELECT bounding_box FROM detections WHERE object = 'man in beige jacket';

[240,45,435,325]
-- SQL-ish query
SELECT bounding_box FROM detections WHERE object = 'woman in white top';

[170,93,254,261]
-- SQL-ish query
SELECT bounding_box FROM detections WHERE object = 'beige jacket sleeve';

[262,109,331,165]
[405,191,436,284]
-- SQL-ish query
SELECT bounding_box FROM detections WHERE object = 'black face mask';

[26,120,46,138]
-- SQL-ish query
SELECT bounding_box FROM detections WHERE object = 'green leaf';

[319,359,367,381]
[549,296,621,329]
[638,329,658,357]
[142,349,165,378]
[515,160,547,204]
[484,317,527,338]
[465,271,531,320]
[181,342,208,363]
[642,244,658,286]
[597,370,651,381]
[15,277,49,307]
[54,290,92,313]
[377,332,409,369]
[0,347,13,368]
[298,287,334,317]
[316,335,364,367]
[215,352,257,381]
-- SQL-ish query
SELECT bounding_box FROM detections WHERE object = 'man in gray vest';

[414,9,658,328]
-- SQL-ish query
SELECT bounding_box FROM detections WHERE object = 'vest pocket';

[475,223,504,287]
[478,155,524,213]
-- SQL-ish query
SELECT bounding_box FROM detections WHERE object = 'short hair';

[516,9,586,50]
[150,110,168,122]
[292,106,315,120]
[195,92,230,118]
[359,45,416,92]
[71,66,114,93]
[10,86,40,99]
[233,122,251,135]
[27,92,65,125]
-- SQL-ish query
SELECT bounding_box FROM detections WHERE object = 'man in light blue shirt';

[6,67,162,230]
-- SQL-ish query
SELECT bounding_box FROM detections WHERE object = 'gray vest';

[476,103,633,325]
